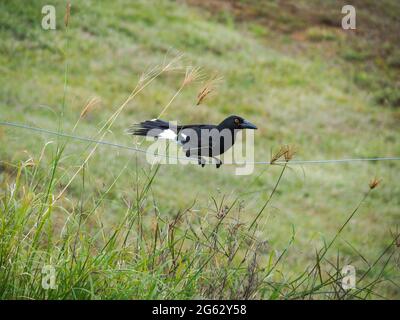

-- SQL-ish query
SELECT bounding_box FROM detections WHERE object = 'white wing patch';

[158,129,177,140]
[176,132,187,145]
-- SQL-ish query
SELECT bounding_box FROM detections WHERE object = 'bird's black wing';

[128,119,172,137]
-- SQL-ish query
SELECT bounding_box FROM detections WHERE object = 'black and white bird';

[128,115,257,168]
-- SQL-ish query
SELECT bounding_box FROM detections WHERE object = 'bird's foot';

[198,157,206,167]
[212,157,222,168]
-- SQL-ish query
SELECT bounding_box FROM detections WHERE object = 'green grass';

[0,0,399,299]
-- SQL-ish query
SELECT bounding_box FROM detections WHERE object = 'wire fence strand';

[1,120,400,166]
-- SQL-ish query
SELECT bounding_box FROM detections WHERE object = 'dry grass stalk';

[101,54,183,133]
[390,228,400,248]
[64,2,71,27]
[158,64,200,118]
[270,145,296,164]
[55,54,183,203]
[72,97,101,132]
[80,97,100,119]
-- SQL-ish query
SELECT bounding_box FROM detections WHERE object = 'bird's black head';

[218,115,257,130]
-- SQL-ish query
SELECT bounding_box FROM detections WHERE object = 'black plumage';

[128,115,257,168]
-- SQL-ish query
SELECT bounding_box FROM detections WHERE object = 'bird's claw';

[198,157,206,167]
[213,157,222,168]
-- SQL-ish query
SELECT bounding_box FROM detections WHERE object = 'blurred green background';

[0,0,399,298]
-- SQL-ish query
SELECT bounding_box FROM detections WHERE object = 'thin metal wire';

[1,120,400,166]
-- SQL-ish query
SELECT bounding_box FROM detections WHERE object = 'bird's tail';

[127,119,177,140]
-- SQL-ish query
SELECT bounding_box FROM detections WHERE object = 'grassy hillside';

[0,0,399,299]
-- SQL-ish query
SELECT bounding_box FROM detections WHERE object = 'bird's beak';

[241,119,257,130]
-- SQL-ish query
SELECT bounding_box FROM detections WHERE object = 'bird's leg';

[211,156,222,168]
[185,149,205,167]
[197,156,206,167]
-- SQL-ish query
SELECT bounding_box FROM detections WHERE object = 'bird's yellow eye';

[234,118,240,125]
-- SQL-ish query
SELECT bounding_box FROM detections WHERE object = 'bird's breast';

[180,128,235,157]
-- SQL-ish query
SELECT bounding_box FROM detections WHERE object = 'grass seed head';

[216,205,229,219]
[64,2,71,27]
[270,145,296,164]
[196,74,223,105]
[369,177,381,189]
[284,145,296,162]
[182,66,202,86]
